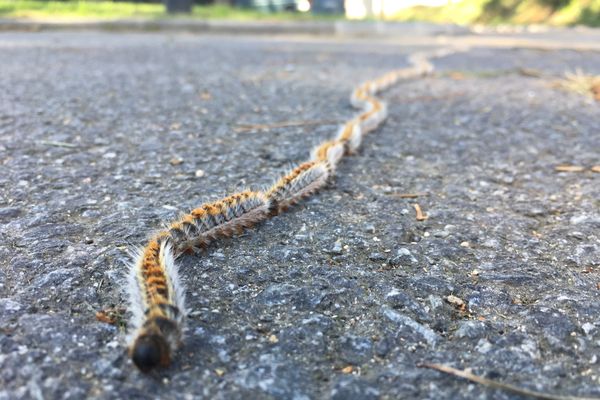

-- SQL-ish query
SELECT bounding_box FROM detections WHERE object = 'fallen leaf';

[95,307,126,326]
[413,203,428,221]
[591,82,600,100]
[448,71,465,80]
[446,295,467,313]
[200,91,212,101]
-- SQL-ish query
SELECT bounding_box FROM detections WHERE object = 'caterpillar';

[124,48,457,372]
[126,192,273,371]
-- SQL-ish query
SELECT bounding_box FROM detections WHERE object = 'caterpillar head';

[130,312,181,373]
[131,333,171,373]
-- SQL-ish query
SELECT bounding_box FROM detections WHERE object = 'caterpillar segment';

[124,48,457,372]
[408,52,435,75]
[359,81,376,95]
[358,99,388,134]
[311,139,345,168]
[127,192,274,372]
[374,71,400,91]
[127,236,185,373]
[264,161,331,213]
[336,120,363,153]
[171,191,273,254]
[350,88,370,109]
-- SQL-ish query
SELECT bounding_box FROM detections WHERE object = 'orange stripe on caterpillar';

[338,121,356,142]
[336,120,363,153]
[312,140,337,161]
[311,140,345,168]
[359,100,382,121]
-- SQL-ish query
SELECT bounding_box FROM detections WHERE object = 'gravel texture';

[0,31,599,399]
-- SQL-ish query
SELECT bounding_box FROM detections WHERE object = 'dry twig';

[234,119,338,132]
[390,192,429,199]
[40,140,78,148]
[555,165,586,172]
[419,363,600,400]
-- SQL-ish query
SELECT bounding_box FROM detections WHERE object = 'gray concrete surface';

[0,32,599,399]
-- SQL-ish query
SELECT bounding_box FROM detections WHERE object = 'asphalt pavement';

[0,31,599,399]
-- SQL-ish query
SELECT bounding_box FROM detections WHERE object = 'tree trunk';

[164,0,192,13]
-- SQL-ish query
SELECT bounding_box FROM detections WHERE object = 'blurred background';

[0,0,598,27]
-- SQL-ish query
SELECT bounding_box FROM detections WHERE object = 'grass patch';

[556,70,600,100]
[0,0,164,19]
[0,1,336,21]
[390,0,489,26]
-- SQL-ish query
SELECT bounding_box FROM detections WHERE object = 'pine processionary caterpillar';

[127,191,273,371]
[127,235,185,372]
[265,161,331,213]
[124,48,457,372]
[169,191,273,254]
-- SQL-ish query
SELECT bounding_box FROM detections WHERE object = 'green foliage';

[390,0,600,27]
[0,0,597,26]
[0,1,335,21]
[0,1,165,19]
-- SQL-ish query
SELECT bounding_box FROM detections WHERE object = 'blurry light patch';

[298,0,311,12]
[345,0,367,19]
[345,0,458,19]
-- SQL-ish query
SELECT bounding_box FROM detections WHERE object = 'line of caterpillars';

[126,49,451,372]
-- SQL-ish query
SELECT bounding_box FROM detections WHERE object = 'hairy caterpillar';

[124,48,455,372]
[126,192,273,371]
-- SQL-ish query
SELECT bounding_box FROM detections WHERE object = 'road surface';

[0,31,599,399]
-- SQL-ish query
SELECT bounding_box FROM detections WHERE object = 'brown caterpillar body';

[129,236,184,372]
[265,161,331,213]
[168,191,273,254]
